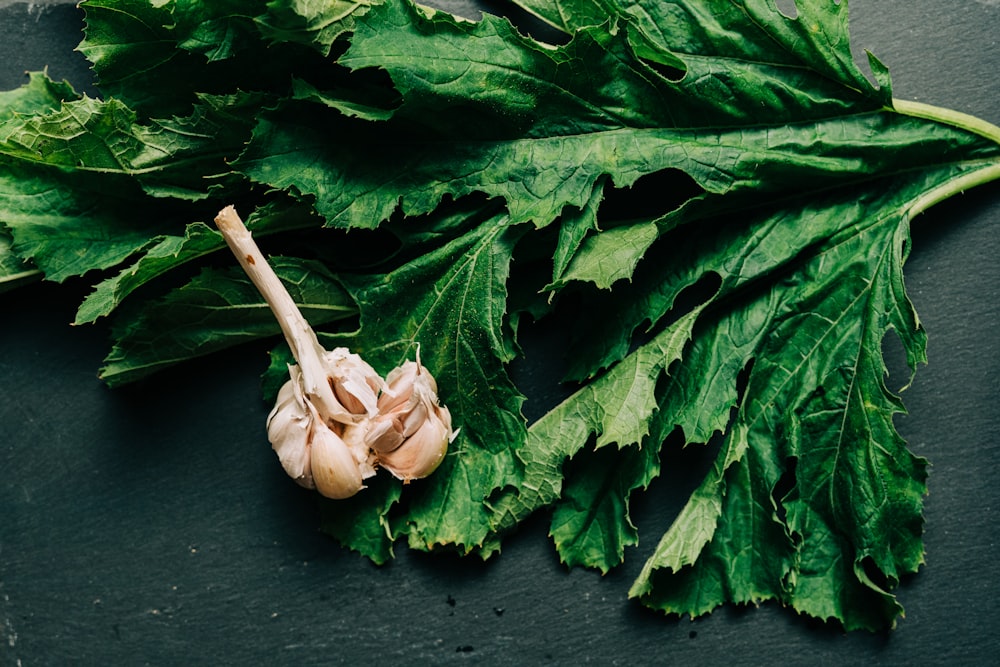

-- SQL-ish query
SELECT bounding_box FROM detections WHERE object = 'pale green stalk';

[892,99,1000,218]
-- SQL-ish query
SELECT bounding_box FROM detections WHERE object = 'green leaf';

[79,0,324,117]
[630,422,795,618]
[549,441,660,573]
[170,0,269,61]
[316,211,528,557]
[0,71,80,122]
[79,0,202,116]
[550,176,604,283]
[0,228,39,293]
[289,78,397,122]
[317,473,402,564]
[99,257,357,386]
[238,0,991,239]
[256,0,380,55]
[0,72,80,291]
[0,73,155,284]
[0,162,168,283]
[511,0,890,114]
[625,165,964,630]
[0,93,257,200]
[75,222,224,324]
[488,306,701,537]
[0,88,264,285]
[556,220,658,290]
[75,199,324,324]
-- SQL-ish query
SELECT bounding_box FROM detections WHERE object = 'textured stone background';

[1,2,998,664]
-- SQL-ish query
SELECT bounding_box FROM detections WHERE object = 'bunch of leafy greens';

[1,0,998,631]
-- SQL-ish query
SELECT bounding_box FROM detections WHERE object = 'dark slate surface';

[1,1,998,664]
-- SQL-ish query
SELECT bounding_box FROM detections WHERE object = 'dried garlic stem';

[214,205,340,421]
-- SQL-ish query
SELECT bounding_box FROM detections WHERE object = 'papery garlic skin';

[267,372,314,487]
[299,345,382,428]
[340,421,378,480]
[266,364,375,497]
[325,347,382,419]
[368,358,457,481]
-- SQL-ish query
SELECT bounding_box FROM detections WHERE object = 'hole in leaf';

[639,56,686,83]
[675,271,723,316]
[734,357,755,406]
[859,555,894,592]
[508,307,580,424]
[639,271,722,362]
[597,169,703,227]
[630,29,687,82]
[880,329,915,394]
[629,426,722,556]
[771,456,797,525]
[774,0,798,19]
[476,0,571,45]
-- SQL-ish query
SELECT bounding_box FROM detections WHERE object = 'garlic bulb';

[215,205,454,498]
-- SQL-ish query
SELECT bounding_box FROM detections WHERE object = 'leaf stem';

[0,268,42,287]
[906,162,1000,220]
[892,98,1000,146]
[891,99,1000,218]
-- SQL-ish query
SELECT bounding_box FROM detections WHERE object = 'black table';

[2,1,998,664]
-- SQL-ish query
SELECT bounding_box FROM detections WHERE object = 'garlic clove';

[399,401,430,438]
[366,393,430,455]
[377,361,419,412]
[309,420,365,499]
[365,417,406,455]
[378,358,440,412]
[377,408,452,482]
